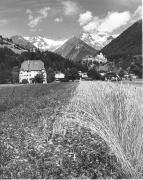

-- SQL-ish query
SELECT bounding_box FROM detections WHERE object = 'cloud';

[131,5,142,23]
[80,6,141,36]
[98,11,131,33]
[26,7,51,28]
[83,17,100,32]
[61,0,80,16]
[29,28,41,32]
[39,7,51,18]
[78,11,93,26]
[110,0,141,7]
[54,17,63,23]
[81,11,131,34]
[0,19,8,26]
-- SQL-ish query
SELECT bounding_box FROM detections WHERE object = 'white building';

[94,53,107,64]
[19,60,47,83]
[82,53,107,64]
[55,72,65,81]
[78,71,88,79]
[82,55,94,62]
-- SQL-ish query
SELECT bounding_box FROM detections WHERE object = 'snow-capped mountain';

[23,33,118,52]
[24,36,67,51]
[80,32,119,50]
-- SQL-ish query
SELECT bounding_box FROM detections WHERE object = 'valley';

[0,0,142,178]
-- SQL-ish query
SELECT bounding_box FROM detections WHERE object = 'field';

[0,82,78,178]
[118,79,143,86]
[0,81,143,179]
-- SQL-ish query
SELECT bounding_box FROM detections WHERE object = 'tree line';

[0,47,142,84]
[0,47,88,84]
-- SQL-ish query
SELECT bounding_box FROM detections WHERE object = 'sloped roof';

[20,60,45,71]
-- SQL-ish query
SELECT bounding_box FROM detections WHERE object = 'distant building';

[19,60,47,83]
[129,74,138,79]
[96,63,110,72]
[30,47,37,52]
[94,53,107,64]
[82,55,94,62]
[55,72,65,81]
[78,71,88,79]
[96,62,116,73]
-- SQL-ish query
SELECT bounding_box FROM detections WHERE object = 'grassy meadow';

[0,80,143,179]
[0,82,78,179]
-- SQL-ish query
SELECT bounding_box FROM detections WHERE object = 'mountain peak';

[79,32,115,50]
[55,36,97,62]
[24,36,67,51]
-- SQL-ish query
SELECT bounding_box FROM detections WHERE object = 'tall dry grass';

[53,81,143,178]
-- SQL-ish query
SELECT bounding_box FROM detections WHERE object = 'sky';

[0,0,142,39]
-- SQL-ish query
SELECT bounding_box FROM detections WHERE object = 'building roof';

[20,60,45,71]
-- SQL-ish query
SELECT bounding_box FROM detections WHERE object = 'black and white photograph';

[0,0,142,179]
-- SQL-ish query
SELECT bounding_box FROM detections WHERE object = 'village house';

[19,60,47,83]
[94,53,107,64]
[78,71,88,80]
[95,63,110,72]
[82,55,95,62]
[55,72,65,81]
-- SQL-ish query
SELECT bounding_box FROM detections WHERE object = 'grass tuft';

[53,81,143,178]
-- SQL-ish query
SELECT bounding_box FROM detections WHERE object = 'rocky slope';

[11,35,36,50]
[80,32,117,50]
[23,33,116,52]
[0,35,27,54]
[24,36,67,51]
[55,36,97,61]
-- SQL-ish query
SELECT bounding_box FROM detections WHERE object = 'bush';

[0,70,12,84]
[118,67,125,78]
[87,68,101,80]
[47,67,55,83]
[33,73,44,83]
[22,79,28,84]
[65,68,79,81]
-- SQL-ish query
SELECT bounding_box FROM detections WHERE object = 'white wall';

[55,73,65,79]
[19,70,47,83]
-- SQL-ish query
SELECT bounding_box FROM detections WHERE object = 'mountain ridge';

[99,19,142,68]
[101,20,142,57]
[22,32,117,52]
[0,35,28,54]
[24,36,67,51]
[11,35,36,50]
[79,32,116,50]
[55,36,98,62]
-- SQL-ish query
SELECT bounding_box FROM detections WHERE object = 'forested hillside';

[100,20,142,68]
[0,47,86,83]
[11,35,36,50]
